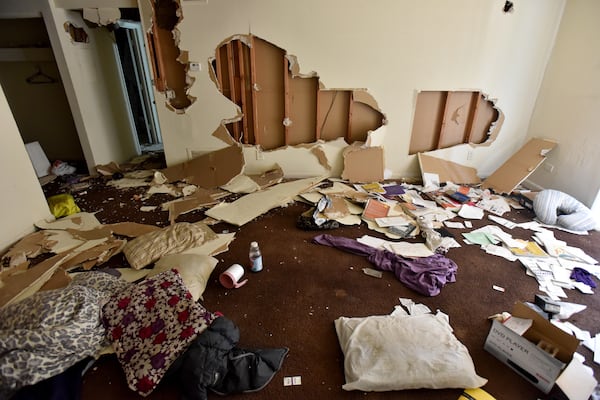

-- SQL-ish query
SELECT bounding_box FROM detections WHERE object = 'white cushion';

[334,311,487,391]
[147,253,218,301]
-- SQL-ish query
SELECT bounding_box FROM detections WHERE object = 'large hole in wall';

[210,35,385,151]
[146,0,193,111]
[409,90,501,154]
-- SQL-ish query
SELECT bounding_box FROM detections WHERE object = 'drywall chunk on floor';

[341,143,385,183]
[418,153,481,185]
[205,176,326,226]
[161,145,244,188]
[482,138,557,194]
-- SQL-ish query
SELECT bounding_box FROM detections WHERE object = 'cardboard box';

[484,302,580,394]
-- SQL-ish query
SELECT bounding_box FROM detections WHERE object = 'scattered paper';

[444,221,465,229]
[555,357,597,400]
[362,268,383,278]
[458,204,484,219]
[492,285,505,293]
[503,316,532,335]
[488,214,517,229]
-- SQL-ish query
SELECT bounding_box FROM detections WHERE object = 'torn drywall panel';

[105,222,162,237]
[0,253,69,308]
[249,165,284,189]
[66,226,113,241]
[35,212,102,231]
[418,153,481,185]
[241,138,346,179]
[220,165,284,194]
[205,176,326,226]
[163,189,219,223]
[341,144,385,183]
[310,146,331,171]
[39,268,71,292]
[181,232,236,257]
[482,138,557,194]
[1,231,48,268]
[82,8,121,25]
[44,230,87,253]
[212,124,237,146]
[319,181,371,204]
[70,239,126,270]
[220,175,260,194]
[161,145,244,188]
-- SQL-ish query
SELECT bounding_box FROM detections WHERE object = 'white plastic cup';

[219,264,248,289]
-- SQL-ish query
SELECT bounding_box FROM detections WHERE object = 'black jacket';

[168,316,288,400]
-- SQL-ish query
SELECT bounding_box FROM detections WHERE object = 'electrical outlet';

[189,62,201,72]
[543,163,555,173]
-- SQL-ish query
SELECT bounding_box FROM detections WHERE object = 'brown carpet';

[39,171,600,400]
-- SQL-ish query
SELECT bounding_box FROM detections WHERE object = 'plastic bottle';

[249,241,263,272]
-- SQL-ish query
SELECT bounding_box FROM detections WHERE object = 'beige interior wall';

[0,0,138,173]
[0,60,85,163]
[525,0,600,209]
[0,18,84,163]
[46,7,137,171]
[0,84,52,252]
[147,0,565,180]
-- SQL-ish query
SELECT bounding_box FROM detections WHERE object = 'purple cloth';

[571,267,597,288]
[312,234,457,296]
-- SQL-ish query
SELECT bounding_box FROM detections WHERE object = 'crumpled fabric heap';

[313,234,457,296]
[571,267,597,288]
[166,316,288,400]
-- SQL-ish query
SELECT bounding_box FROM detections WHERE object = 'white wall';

[0,85,52,252]
[46,6,138,171]
[526,0,600,209]
[148,0,565,180]
[0,0,139,174]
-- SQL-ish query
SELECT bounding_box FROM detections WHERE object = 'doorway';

[112,20,163,154]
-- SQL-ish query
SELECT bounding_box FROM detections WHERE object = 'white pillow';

[334,312,487,391]
[147,253,218,301]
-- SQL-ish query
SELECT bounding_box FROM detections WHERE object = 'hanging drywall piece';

[82,8,121,25]
[418,153,481,185]
[161,145,245,188]
[341,143,385,183]
[147,0,194,111]
[482,138,557,194]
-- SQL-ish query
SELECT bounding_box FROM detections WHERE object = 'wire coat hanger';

[26,65,58,84]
